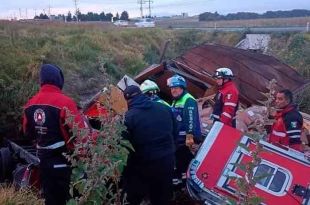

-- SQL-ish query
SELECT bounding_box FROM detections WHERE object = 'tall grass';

[269,32,310,113]
[0,185,43,205]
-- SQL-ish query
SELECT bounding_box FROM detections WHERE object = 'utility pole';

[73,0,79,22]
[146,0,153,18]
[19,8,22,19]
[137,0,144,18]
[48,4,51,19]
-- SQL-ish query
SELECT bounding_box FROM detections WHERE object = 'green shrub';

[66,86,131,205]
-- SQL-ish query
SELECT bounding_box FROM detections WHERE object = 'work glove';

[186,134,194,148]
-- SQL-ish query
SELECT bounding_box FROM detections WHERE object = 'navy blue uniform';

[122,93,176,205]
[171,91,201,179]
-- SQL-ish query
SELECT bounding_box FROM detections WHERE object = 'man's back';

[125,96,175,162]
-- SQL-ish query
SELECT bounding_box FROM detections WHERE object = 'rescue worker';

[122,85,175,205]
[269,89,303,151]
[212,67,239,128]
[140,79,169,106]
[167,74,201,183]
[22,64,88,205]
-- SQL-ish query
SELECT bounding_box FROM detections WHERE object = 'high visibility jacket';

[269,104,303,151]
[212,81,239,127]
[151,95,170,107]
[23,84,87,158]
[171,92,201,146]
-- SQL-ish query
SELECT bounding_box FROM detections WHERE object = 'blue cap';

[40,64,64,89]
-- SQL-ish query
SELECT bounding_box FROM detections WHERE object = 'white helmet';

[140,80,160,94]
[213,67,234,79]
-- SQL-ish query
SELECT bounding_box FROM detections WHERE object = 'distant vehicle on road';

[135,18,155,28]
[113,20,129,27]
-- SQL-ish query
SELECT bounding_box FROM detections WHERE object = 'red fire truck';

[187,122,310,205]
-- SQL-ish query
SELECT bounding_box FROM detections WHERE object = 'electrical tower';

[137,0,145,18]
[48,4,51,19]
[137,0,153,18]
[73,0,79,21]
[146,0,153,18]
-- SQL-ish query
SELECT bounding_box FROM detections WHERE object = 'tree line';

[199,9,310,21]
[34,10,129,22]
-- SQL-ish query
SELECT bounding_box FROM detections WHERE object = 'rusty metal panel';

[135,64,207,101]
[174,44,310,105]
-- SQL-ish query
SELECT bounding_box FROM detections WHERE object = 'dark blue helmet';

[167,74,186,88]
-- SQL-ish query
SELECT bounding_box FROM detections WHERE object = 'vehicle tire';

[12,164,27,189]
[0,147,13,182]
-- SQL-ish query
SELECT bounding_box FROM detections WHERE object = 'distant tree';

[76,9,82,21]
[73,16,77,21]
[67,11,72,22]
[34,13,49,20]
[99,11,106,21]
[106,13,113,22]
[199,11,221,21]
[57,14,65,21]
[120,11,129,20]
[116,12,120,20]
[199,9,310,21]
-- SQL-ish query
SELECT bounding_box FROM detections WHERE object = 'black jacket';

[123,94,176,162]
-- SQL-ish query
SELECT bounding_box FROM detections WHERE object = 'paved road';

[171,26,308,32]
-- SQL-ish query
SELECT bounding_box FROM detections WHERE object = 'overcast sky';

[0,0,309,19]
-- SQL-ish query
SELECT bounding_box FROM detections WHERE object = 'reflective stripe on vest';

[272,130,286,137]
[157,99,170,107]
[173,93,196,108]
[37,141,65,149]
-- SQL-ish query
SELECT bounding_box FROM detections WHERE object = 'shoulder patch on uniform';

[291,121,297,128]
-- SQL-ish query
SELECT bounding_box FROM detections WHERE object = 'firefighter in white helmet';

[212,67,239,128]
[140,79,169,106]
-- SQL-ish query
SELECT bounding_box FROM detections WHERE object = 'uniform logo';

[227,94,232,100]
[176,114,182,122]
[34,109,46,125]
[291,121,297,128]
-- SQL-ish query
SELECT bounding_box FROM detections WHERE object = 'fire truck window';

[254,162,290,195]
[269,171,286,192]
[254,164,275,187]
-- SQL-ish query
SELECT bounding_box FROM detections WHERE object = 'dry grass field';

[156,16,310,28]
